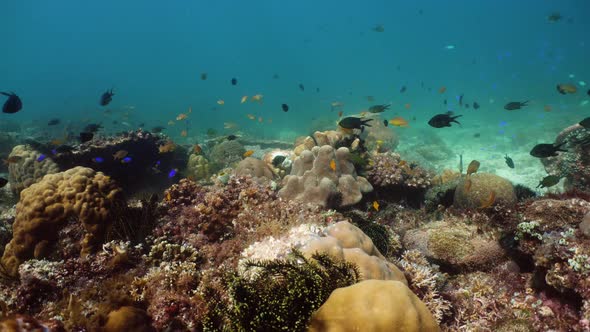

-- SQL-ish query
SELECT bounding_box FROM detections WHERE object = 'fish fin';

[522,100,529,106]
[361,118,373,127]
[0,92,9,96]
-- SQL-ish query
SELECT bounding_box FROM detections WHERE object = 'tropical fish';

[368,104,391,113]
[338,111,343,118]
[217,99,225,105]
[282,104,289,112]
[176,113,189,121]
[47,118,60,126]
[547,12,562,23]
[389,117,409,127]
[438,86,447,94]
[168,169,178,178]
[473,102,480,109]
[36,154,46,162]
[400,86,407,93]
[113,150,129,160]
[544,105,552,112]
[298,83,305,91]
[227,135,238,141]
[121,156,132,164]
[168,120,175,126]
[372,201,380,211]
[556,83,577,94]
[258,117,263,123]
[330,159,336,171]
[338,117,372,131]
[243,150,254,158]
[180,130,188,137]
[372,24,384,32]
[200,72,208,80]
[383,119,389,127]
[466,160,480,175]
[504,101,529,110]
[505,155,515,168]
[479,191,496,209]
[272,155,287,167]
[404,103,411,110]
[231,78,238,85]
[251,94,264,103]
[247,114,256,120]
[537,175,561,188]
[530,142,567,158]
[3,155,22,164]
[92,157,104,163]
[193,144,202,154]
[241,96,248,103]
[99,89,114,106]
[428,112,462,128]
[159,141,176,153]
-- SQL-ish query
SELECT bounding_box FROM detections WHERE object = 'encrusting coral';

[1,166,123,276]
[454,173,517,209]
[7,144,59,195]
[279,145,372,207]
[186,153,211,181]
[307,279,440,332]
[366,152,432,190]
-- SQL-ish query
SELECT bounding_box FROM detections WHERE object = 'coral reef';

[293,130,345,156]
[308,279,440,332]
[454,173,516,209]
[541,123,590,191]
[186,153,211,181]
[233,157,275,182]
[1,167,123,276]
[279,145,372,207]
[104,306,154,332]
[209,140,246,170]
[7,144,59,195]
[0,132,17,172]
[367,152,432,189]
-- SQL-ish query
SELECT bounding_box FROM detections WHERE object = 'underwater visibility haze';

[1,0,590,331]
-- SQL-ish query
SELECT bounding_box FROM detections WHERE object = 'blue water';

[1,0,589,144]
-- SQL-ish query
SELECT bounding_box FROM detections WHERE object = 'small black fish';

[537,175,561,188]
[272,155,287,167]
[579,117,590,129]
[505,154,514,168]
[338,117,372,131]
[443,99,447,105]
[231,78,238,85]
[298,84,305,91]
[47,118,60,126]
[530,142,567,158]
[465,103,470,109]
[587,89,590,96]
[473,133,481,138]
[368,104,391,113]
[316,88,320,93]
[459,94,464,106]
[227,135,237,141]
[273,73,279,79]
[281,104,289,112]
[473,102,480,109]
[200,73,208,80]
[504,101,529,110]
[84,123,103,133]
[383,119,389,127]
[1,92,22,113]
[79,132,94,143]
[428,112,462,128]
[138,123,145,127]
[0,177,7,188]
[152,126,166,133]
[400,85,407,93]
[100,89,114,106]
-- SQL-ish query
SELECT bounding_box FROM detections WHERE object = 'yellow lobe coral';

[308,280,440,332]
[0,166,123,277]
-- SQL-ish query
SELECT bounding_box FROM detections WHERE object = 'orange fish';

[193,144,202,154]
[113,150,128,160]
[372,201,379,211]
[557,83,577,94]
[166,191,172,201]
[176,113,188,121]
[180,130,188,137]
[267,118,273,124]
[329,159,336,171]
[544,105,552,112]
[247,114,256,120]
[438,86,447,94]
[217,99,225,105]
[464,178,472,192]
[466,160,480,176]
[479,191,496,209]
[251,94,264,103]
[159,141,177,153]
[404,103,411,110]
[241,96,248,103]
[389,117,409,127]
[243,150,254,158]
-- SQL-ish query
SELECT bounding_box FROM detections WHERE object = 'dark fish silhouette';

[0,177,7,188]
[428,112,462,128]
[338,117,372,131]
[473,102,480,109]
[152,126,166,133]
[459,94,464,106]
[298,84,305,91]
[231,78,238,85]
[227,135,238,141]
[281,104,289,112]
[1,92,22,113]
[530,142,567,158]
[368,104,391,113]
[400,86,407,93]
[505,154,514,168]
[47,118,60,126]
[84,123,103,133]
[579,117,590,129]
[504,101,529,110]
[383,119,389,127]
[79,132,93,143]
[272,155,287,167]
[100,89,114,106]
[537,175,561,188]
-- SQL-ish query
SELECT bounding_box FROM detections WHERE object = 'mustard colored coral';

[308,279,440,332]
[1,166,123,276]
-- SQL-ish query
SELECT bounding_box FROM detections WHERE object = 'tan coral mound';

[104,306,154,332]
[454,173,516,209]
[308,279,440,332]
[234,157,275,181]
[279,145,372,207]
[1,166,123,276]
[186,154,210,181]
[7,144,60,195]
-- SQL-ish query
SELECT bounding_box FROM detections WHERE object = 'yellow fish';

[372,201,379,211]
[180,130,188,137]
[241,96,248,103]
[166,191,171,202]
[217,99,225,105]
[247,114,256,120]
[389,117,409,127]
[251,94,264,103]
[329,159,336,171]
[243,150,254,157]
[176,113,188,121]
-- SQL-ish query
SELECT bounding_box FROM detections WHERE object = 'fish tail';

[522,100,529,105]
[361,119,373,127]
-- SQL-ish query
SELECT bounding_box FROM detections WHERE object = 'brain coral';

[308,279,439,332]
[453,173,516,209]
[209,140,246,170]
[278,145,372,207]
[1,166,123,276]
[7,144,59,195]
[186,154,211,181]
